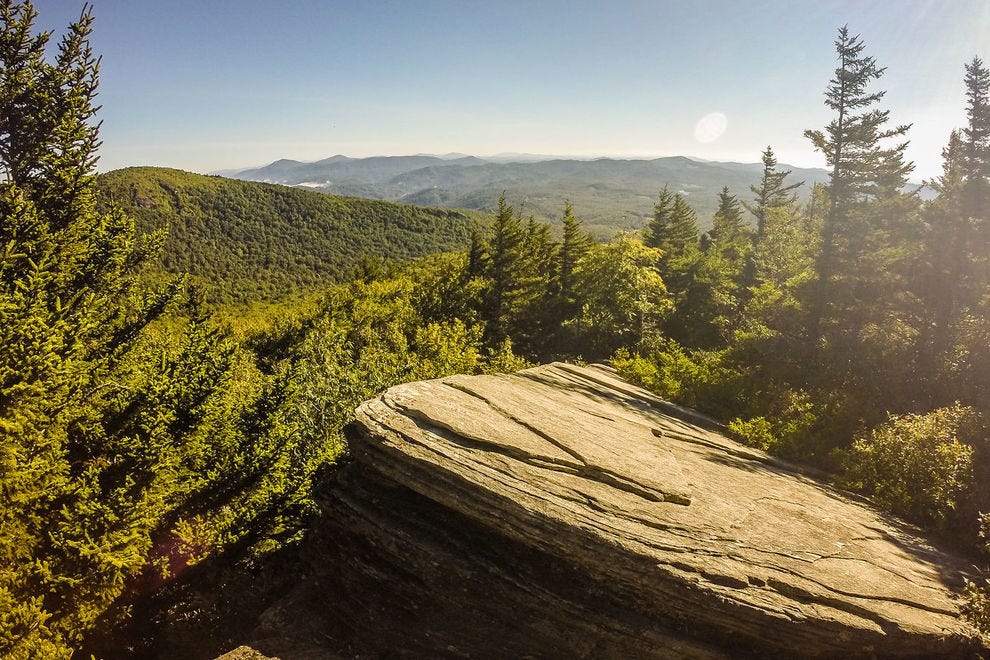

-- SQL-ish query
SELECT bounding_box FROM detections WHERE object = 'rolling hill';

[98,167,480,302]
[230,154,834,238]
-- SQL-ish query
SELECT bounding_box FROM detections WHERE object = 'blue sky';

[36,0,990,179]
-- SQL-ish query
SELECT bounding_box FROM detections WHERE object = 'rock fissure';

[440,379,691,505]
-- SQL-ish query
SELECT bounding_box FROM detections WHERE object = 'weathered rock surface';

[251,363,986,658]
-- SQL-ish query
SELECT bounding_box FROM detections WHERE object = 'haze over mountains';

[228,154,834,237]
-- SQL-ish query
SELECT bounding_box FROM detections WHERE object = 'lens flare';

[694,112,727,144]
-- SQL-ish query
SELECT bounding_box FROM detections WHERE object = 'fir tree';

[0,3,190,652]
[647,189,703,345]
[962,58,990,276]
[0,5,337,654]
[963,57,990,204]
[914,130,968,402]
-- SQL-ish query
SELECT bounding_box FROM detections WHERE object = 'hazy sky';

[37,0,990,179]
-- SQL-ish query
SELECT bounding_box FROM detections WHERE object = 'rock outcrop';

[250,363,986,658]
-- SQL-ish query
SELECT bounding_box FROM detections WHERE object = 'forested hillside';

[98,167,479,301]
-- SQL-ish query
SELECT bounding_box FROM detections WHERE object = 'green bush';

[963,578,990,635]
[728,417,776,452]
[838,404,980,533]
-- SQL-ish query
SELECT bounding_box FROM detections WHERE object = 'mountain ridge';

[228,154,833,237]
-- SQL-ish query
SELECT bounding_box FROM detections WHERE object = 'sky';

[35,0,990,180]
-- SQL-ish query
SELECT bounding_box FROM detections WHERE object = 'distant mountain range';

[227,154,834,237]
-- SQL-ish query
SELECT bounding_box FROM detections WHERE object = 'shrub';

[839,403,981,533]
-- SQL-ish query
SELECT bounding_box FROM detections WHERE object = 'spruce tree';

[646,187,699,269]
[0,3,185,652]
[481,194,528,345]
[684,187,751,345]
[953,58,990,406]
[646,188,703,345]
[645,185,675,250]
[709,186,750,263]
[744,147,803,239]
[558,200,591,309]
[962,58,990,276]
[915,130,968,401]
[963,57,990,205]
[466,222,488,278]
[804,26,913,344]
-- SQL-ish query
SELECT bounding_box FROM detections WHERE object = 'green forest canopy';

[97,166,482,302]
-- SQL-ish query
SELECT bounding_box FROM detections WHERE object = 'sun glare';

[694,112,728,144]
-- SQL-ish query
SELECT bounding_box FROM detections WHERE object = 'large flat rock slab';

[253,363,986,658]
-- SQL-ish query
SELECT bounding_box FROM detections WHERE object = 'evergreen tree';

[914,130,968,402]
[744,147,803,239]
[804,26,913,340]
[0,5,338,655]
[687,187,752,346]
[481,194,529,345]
[645,186,699,265]
[952,58,990,407]
[466,221,488,279]
[515,215,557,356]
[558,200,591,309]
[962,58,990,287]
[644,185,675,250]
[524,215,556,280]
[646,189,703,345]
[658,193,700,292]
[0,3,192,653]
[709,186,751,263]
[963,57,990,209]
